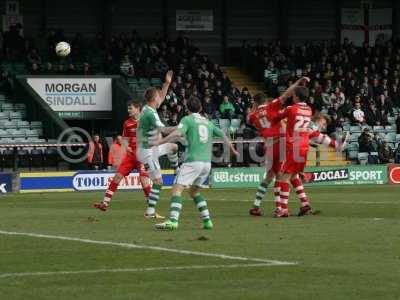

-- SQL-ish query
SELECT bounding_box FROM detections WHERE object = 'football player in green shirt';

[149,97,239,230]
[137,70,179,219]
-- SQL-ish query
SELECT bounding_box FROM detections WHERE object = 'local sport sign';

[302,165,388,186]
[388,164,400,184]
[211,165,388,188]
[27,77,112,112]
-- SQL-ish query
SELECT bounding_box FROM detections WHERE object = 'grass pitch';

[0,185,400,299]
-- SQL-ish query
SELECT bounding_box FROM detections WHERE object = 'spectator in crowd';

[219,95,235,119]
[378,141,393,164]
[351,102,366,125]
[365,103,380,126]
[120,54,133,76]
[82,62,91,75]
[203,96,217,119]
[87,134,104,170]
[394,143,400,163]
[358,128,378,153]
[159,104,170,125]
[108,135,125,169]
[30,63,40,75]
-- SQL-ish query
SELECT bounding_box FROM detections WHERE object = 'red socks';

[290,176,310,207]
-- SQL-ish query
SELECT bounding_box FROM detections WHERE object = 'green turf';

[0,185,400,300]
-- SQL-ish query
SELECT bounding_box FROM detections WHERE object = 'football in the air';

[55,41,71,57]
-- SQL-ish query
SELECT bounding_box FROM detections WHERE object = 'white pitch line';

[0,263,280,279]
[0,230,297,266]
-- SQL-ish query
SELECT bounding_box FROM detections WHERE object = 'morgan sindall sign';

[27,77,112,112]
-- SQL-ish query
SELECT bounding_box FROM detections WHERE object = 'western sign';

[27,77,112,112]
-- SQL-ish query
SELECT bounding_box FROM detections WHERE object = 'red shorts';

[281,145,308,174]
[117,152,148,177]
[264,141,283,174]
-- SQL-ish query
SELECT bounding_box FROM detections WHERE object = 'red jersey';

[122,118,138,150]
[277,102,313,148]
[247,98,283,138]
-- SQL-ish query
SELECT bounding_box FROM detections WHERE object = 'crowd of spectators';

[0,25,254,126]
[242,38,400,134]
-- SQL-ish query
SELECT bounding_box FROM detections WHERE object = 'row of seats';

[127,77,162,95]
[0,129,42,140]
[0,120,42,130]
[0,148,60,171]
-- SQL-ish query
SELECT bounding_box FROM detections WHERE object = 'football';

[55,41,71,57]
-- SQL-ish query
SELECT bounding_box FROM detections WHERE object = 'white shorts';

[137,143,175,179]
[175,161,211,187]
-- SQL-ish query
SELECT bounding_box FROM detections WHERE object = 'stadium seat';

[373,126,385,133]
[211,119,219,127]
[1,120,17,129]
[1,103,13,111]
[350,126,362,133]
[348,134,360,143]
[361,125,371,131]
[8,129,26,139]
[0,111,9,120]
[30,148,45,170]
[30,121,43,129]
[388,116,396,124]
[14,137,27,143]
[0,129,8,139]
[25,129,40,138]
[9,111,22,120]
[44,148,59,170]
[1,149,14,170]
[385,125,396,133]
[17,149,30,169]
[342,124,350,131]
[348,150,358,160]
[0,137,13,144]
[218,119,230,134]
[17,121,30,130]
[386,132,397,143]
[358,152,368,165]
[396,134,400,142]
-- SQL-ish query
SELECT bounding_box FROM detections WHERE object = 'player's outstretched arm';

[159,126,177,135]
[159,70,173,105]
[280,76,310,104]
[149,129,182,147]
[309,130,348,152]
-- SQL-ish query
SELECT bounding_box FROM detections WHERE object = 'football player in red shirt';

[94,101,155,214]
[274,87,347,217]
[247,77,309,216]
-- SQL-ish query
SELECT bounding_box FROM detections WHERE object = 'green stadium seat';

[396,134,400,142]
[373,126,385,133]
[361,125,371,131]
[7,129,25,139]
[358,152,368,165]
[9,111,22,120]
[13,137,27,143]
[0,111,9,120]
[388,116,396,124]
[385,125,396,133]
[348,150,359,160]
[350,126,361,133]
[218,119,230,130]
[0,129,8,138]
[25,129,39,138]
[0,137,13,144]
[1,120,17,129]
[30,121,43,129]
[348,133,360,143]
[17,121,30,130]
[1,103,13,111]
[342,124,351,131]
[211,119,219,127]
[386,132,397,142]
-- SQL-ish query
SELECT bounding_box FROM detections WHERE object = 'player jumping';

[149,97,238,230]
[94,101,153,213]
[247,77,310,217]
[137,70,179,219]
